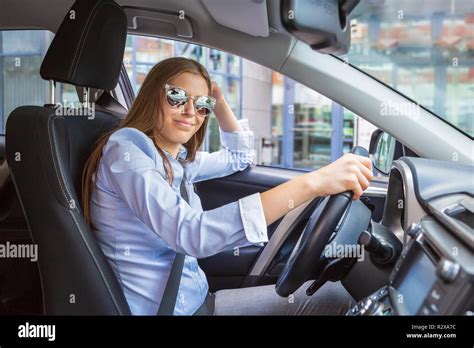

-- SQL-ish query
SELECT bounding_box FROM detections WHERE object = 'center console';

[347,216,473,316]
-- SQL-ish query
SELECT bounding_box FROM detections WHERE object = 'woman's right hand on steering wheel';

[308,153,374,201]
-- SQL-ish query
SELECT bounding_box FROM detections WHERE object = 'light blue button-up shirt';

[90,118,268,315]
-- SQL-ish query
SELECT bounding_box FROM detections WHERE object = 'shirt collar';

[163,144,188,161]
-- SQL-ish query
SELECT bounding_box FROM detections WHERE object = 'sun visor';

[202,0,270,37]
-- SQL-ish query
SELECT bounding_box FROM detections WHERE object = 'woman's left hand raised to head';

[210,81,242,132]
[211,82,224,104]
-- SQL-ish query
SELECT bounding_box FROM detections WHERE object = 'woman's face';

[157,72,209,154]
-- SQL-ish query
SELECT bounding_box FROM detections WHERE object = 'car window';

[346,0,474,138]
[0,30,79,135]
[123,34,379,171]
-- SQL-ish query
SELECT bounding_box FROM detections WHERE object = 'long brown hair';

[82,57,212,226]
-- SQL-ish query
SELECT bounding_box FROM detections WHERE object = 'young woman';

[82,57,373,315]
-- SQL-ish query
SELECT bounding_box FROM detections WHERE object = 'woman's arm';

[189,83,256,183]
[260,153,374,225]
[190,118,254,183]
[211,82,242,132]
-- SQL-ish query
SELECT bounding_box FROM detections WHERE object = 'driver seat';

[5,0,131,315]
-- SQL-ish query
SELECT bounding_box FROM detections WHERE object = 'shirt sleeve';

[100,128,268,259]
[190,118,256,183]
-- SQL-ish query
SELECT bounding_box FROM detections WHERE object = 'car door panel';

[196,165,301,291]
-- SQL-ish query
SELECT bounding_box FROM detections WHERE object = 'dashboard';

[347,157,473,316]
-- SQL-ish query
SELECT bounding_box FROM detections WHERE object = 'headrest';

[40,0,127,91]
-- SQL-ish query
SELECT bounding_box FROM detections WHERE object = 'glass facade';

[0,30,78,134]
[270,71,357,170]
[293,85,333,169]
[347,0,474,137]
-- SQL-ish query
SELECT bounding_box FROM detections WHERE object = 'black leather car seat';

[5,0,131,315]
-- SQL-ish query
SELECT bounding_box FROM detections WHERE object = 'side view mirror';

[369,129,396,175]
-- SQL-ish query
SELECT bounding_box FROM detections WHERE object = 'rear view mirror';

[369,130,396,175]
[280,0,359,55]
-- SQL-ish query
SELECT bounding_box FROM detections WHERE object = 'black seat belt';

[156,178,189,315]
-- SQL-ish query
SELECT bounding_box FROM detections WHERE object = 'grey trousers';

[213,280,354,315]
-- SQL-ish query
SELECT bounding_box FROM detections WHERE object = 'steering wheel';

[275,146,369,297]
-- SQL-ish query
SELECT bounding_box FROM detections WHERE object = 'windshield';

[346,0,474,138]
